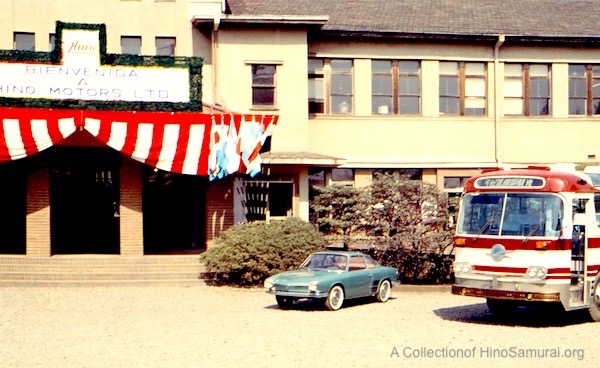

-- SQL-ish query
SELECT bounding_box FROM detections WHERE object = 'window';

[331,168,354,183]
[121,36,141,55]
[308,59,325,114]
[307,58,353,114]
[349,256,367,271]
[444,176,471,192]
[49,34,56,51]
[439,62,487,115]
[331,59,353,114]
[242,181,293,221]
[504,63,550,116]
[372,60,421,115]
[251,64,276,107]
[14,32,35,51]
[155,37,175,56]
[569,65,600,116]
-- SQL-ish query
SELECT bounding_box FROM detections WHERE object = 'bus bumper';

[451,284,561,302]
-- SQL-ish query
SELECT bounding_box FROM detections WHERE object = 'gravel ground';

[0,282,596,368]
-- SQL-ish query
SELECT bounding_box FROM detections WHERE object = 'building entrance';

[50,147,120,254]
[142,168,206,254]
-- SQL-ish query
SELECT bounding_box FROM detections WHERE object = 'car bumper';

[266,289,329,298]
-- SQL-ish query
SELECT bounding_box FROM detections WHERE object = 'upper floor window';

[330,59,353,114]
[14,32,35,51]
[155,37,175,56]
[439,62,487,116]
[121,36,141,55]
[251,64,276,108]
[504,63,550,116]
[308,58,353,115]
[49,34,56,52]
[372,60,421,115]
[569,65,600,116]
[308,59,325,114]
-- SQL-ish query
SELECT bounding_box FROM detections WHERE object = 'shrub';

[311,173,455,283]
[200,218,325,286]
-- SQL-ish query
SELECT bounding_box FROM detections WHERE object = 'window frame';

[569,64,600,116]
[504,63,550,117]
[121,35,141,55]
[155,36,176,56]
[14,32,35,51]
[371,60,422,115]
[439,61,487,116]
[308,58,354,115]
[251,64,277,109]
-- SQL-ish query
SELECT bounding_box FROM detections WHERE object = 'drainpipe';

[494,34,505,168]
[211,16,221,106]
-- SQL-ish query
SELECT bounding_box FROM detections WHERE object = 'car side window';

[365,256,378,269]
[349,256,367,271]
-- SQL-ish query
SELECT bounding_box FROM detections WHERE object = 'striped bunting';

[0,107,277,178]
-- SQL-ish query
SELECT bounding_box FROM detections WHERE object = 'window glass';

[121,36,141,55]
[155,37,175,56]
[349,256,367,271]
[252,65,276,106]
[308,59,325,114]
[372,60,393,114]
[399,61,421,114]
[331,168,354,182]
[14,32,35,51]
[330,60,353,114]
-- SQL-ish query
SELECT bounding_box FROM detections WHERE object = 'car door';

[344,255,372,298]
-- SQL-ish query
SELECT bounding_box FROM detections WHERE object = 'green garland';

[0,21,203,112]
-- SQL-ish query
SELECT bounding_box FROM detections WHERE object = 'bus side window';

[595,194,600,227]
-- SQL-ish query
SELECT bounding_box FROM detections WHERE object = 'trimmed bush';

[201,218,325,286]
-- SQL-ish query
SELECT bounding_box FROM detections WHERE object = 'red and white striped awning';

[0,107,277,178]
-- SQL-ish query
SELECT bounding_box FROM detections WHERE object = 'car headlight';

[525,266,547,279]
[308,281,318,293]
[453,262,472,275]
[264,278,274,291]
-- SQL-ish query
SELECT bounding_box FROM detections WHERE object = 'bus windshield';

[457,193,563,237]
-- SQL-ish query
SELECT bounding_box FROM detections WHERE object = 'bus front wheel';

[589,273,600,322]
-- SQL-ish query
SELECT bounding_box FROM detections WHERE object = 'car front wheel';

[376,279,391,302]
[325,285,344,311]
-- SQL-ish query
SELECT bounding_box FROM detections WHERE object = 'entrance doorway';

[142,168,206,254]
[0,160,26,254]
[50,147,120,254]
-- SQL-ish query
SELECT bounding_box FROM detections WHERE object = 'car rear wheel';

[376,279,391,302]
[276,296,295,309]
[589,273,600,322]
[325,285,344,311]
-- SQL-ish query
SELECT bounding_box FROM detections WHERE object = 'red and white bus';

[451,166,600,320]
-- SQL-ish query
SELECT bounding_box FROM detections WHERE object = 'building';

[2,0,600,280]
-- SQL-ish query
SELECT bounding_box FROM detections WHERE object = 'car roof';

[313,251,368,257]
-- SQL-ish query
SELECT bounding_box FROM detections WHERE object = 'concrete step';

[0,255,205,283]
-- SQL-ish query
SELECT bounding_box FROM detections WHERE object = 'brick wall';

[26,167,51,256]
[119,160,144,256]
[205,177,234,247]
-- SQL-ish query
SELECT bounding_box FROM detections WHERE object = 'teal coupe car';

[264,251,399,311]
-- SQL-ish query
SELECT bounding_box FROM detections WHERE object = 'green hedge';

[201,218,325,286]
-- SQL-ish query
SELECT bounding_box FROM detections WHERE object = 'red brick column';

[119,160,144,256]
[26,168,51,256]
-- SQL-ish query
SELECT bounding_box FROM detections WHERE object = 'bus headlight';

[526,266,547,279]
[453,262,473,275]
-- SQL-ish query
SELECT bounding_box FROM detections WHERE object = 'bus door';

[571,199,587,303]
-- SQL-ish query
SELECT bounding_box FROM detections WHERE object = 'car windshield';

[457,192,563,237]
[300,253,348,271]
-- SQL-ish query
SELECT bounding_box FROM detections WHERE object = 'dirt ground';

[0,282,596,368]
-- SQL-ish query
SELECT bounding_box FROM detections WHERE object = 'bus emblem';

[488,244,509,261]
